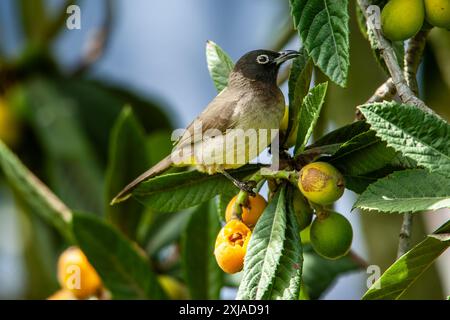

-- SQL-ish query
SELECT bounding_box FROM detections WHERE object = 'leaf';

[328,130,397,176]
[215,194,232,223]
[0,139,73,241]
[290,0,350,87]
[359,102,450,173]
[354,169,450,213]
[132,165,260,212]
[181,200,223,299]
[342,165,398,194]
[302,246,365,299]
[144,210,193,256]
[20,78,104,214]
[294,82,328,155]
[72,214,166,299]
[105,107,149,238]
[53,79,172,162]
[286,49,313,147]
[307,121,370,150]
[206,41,234,92]
[265,186,303,300]
[363,220,450,300]
[237,187,288,300]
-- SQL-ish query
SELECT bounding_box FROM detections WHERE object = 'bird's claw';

[234,180,257,196]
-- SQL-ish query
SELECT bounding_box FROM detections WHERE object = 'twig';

[357,0,436,258]
[72,1,113,76]
[366,78,396,103]
[397,214,413,258]
[395,30,429,252]
[404,28,431,95]
[357,0,435,115]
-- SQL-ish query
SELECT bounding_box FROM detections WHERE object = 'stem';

[357,27,431,122]
[259,167,299,186]
[357,0,436,115]
[356,78,396,120]
[404,29,431,95]
[397,214,413,258]
[230,171,265,220]
[357,1,436,258]
[72,1,114,76]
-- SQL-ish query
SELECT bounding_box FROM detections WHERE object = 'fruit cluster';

[48,247,103,300]
[214,161,353,274]
[48,246,187,300]
[381,0,450,41]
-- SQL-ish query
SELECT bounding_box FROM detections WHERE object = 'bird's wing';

[174,87,241,148]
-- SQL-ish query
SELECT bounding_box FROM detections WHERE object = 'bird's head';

[232,49,299,85]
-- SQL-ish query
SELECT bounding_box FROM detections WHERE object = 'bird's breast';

[234,87,285,131]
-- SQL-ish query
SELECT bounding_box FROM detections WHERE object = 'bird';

[111,49,299,205]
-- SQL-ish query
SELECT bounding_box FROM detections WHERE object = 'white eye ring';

[256,54,270,64]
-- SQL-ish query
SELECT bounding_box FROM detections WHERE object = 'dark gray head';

[232,49,299,85]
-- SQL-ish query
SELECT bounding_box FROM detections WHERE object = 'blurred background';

[0,0,449,299]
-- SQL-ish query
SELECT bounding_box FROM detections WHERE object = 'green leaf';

[328,130,397,176]
[206,41,234,92]
[359,102,450,173]
[0,140,73,241]
[290,0,350,87]
[144,210,192,256]
[355,169,450,213]
[181,200,223,299]
[302,246,364,299]
[264,186,303,300]
[342,166,398,194]
[307,121,370,150]
[53,79,172,163]
[72,214,166,299]
[236,187,304,300]
[132,165,260,212]
[105,107,149,238]
[215,194,232,223]
[286,50,313,147]
[237,187,288,300]
[20,78,104,214]
[294,82,328,155]
[363,220,450,300]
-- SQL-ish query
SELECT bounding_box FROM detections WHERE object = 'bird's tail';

[110,155,173,205]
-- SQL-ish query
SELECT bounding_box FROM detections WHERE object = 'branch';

[397,214,413,258]
[357,0,435,115]
[357,0,436,258]
[72,1,113,76]
[404,28,431,95]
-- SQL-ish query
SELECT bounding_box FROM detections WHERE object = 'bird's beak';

[274,50,300,65]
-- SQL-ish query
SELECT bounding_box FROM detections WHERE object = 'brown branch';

[355,78,396,120]
[72,1,113,76]
[357,0,439,258]
[404,28,431,95]
[397,214,413,258]
[357,0,435,115]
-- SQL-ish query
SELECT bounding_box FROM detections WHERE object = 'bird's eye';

[256,54,270,65]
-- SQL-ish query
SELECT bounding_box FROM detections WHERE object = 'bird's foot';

[234,180,257,196]
[222,171,256,196]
